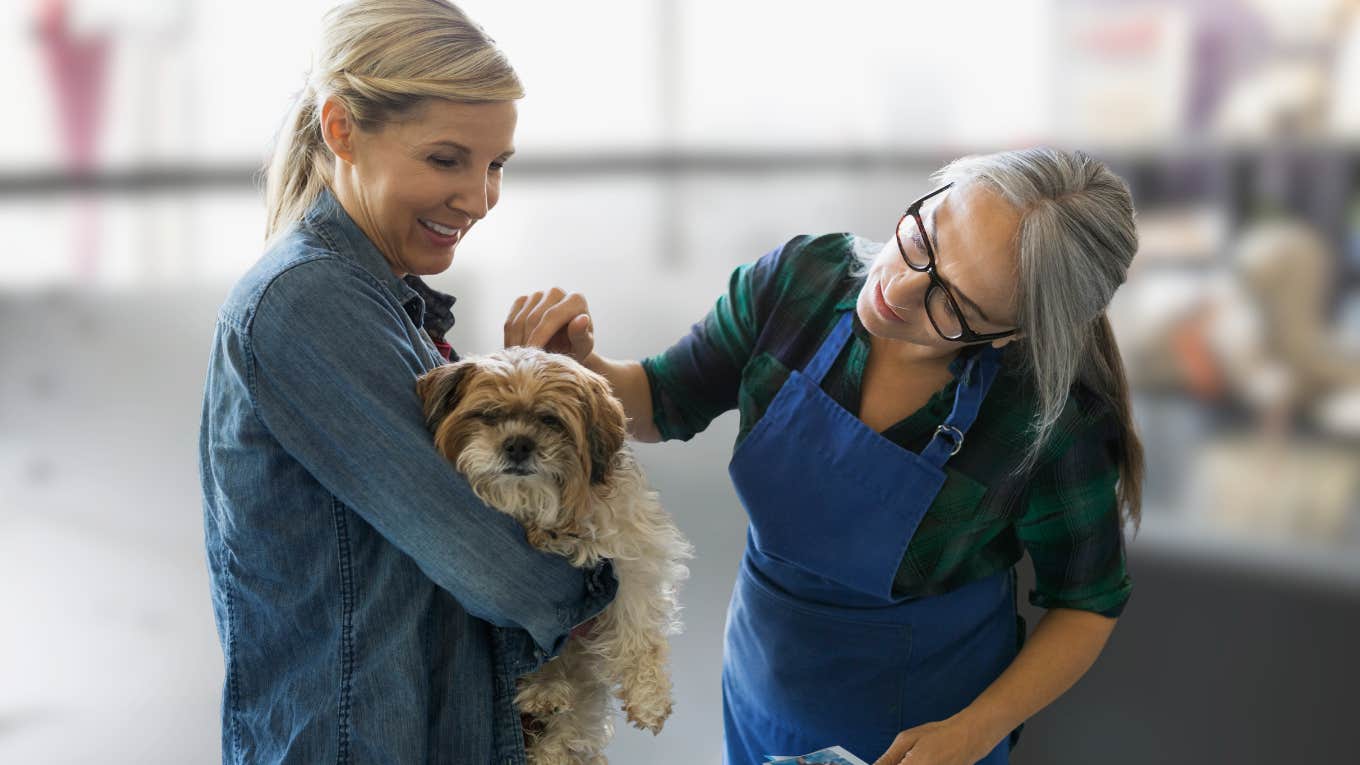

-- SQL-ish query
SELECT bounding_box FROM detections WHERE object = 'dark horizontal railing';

[0,151,956,198]
[5,142,1353,198]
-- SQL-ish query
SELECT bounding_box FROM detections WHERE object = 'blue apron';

[722,310,1018,765]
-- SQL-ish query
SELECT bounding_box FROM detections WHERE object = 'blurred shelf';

[2,142,1358,198]
[0,151,954,198]
[1132,512,1360,591]
[0,165,261,197]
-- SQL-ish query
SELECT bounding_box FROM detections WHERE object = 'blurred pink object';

[35,0,111,171]
[34,0,111,279]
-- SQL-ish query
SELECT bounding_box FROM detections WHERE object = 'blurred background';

[2,0,1359,762]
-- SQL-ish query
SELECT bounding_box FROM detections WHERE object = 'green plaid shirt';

[641,233,1131,617]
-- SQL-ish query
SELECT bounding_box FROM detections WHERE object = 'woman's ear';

[415,360,478,429]
[320,96,357,164]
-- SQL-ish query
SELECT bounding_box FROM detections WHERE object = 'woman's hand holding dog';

[505,288,595,364]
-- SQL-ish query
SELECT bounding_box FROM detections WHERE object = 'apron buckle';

[934,424,965,456]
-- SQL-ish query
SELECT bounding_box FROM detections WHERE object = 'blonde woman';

[198,2,615,762]
[510,148,1144,765]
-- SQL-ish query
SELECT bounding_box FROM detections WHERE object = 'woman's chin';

[854,298,880,335]
[406,248,457,276]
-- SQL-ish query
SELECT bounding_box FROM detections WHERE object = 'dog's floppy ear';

[415,360,478,429]
[581,370,627,484]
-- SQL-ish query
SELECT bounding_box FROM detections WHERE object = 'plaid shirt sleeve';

[1015,412,1133,618]
[640,245,784,441]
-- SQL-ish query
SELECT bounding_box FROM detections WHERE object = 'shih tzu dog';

[416,346,693,765]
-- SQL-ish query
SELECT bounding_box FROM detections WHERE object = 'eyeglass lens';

[926,285,963,339]
[897,213,932,269]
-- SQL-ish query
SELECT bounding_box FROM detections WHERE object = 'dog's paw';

[517,681,575,717]
[525,527,555,552]
[613,649,674,734]
[622,697,672,735]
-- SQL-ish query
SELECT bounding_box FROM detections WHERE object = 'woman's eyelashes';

[427,155,508,173]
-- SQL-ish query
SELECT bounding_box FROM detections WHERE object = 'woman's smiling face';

[323,97,518,277]
[856,181,1024,352]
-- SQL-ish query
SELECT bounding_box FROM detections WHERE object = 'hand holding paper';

[765,746,871,764]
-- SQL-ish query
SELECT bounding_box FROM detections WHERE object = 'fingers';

[567,313,594,356]
[526,291,590,349]
[504,288,595,362]
[504,287,564,348]
[503,291,537,347]
[873,729,921,765]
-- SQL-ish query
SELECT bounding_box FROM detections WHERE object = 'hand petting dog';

[504,287,595,364]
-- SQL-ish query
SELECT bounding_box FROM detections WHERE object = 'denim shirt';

[198,187,617,764]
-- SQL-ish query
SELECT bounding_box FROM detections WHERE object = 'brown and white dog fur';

[416,347,693,765]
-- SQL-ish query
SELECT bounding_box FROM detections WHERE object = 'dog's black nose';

[502,436,536,463]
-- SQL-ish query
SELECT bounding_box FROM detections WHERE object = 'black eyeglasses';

[894,183,1018,344]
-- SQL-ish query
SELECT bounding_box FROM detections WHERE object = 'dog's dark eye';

[472,410,501,424]
[539,414,564,430]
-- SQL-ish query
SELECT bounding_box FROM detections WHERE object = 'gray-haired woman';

[508,147,1144,765]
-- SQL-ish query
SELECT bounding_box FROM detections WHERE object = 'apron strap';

[920,344,1004,468]
[803,310,856,384]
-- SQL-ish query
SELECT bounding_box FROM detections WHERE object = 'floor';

[2,282,1357,764]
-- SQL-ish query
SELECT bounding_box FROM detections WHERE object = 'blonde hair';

[264,0,524,239]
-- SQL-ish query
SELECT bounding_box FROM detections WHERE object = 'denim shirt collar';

[304,186,457,337]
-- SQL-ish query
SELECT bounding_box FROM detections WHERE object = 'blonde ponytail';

[265,88,329,240]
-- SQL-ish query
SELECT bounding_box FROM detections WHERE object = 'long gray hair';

[861,148,1144,527]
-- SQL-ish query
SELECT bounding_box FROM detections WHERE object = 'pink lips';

[418,218,461,247]
[872,280,907,323]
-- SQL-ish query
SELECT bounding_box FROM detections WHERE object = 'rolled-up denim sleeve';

[243,258,616,656]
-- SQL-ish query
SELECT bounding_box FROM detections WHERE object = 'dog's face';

[416,347,627,533]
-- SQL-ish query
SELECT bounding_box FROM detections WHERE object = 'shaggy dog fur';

[417,347,693,765]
